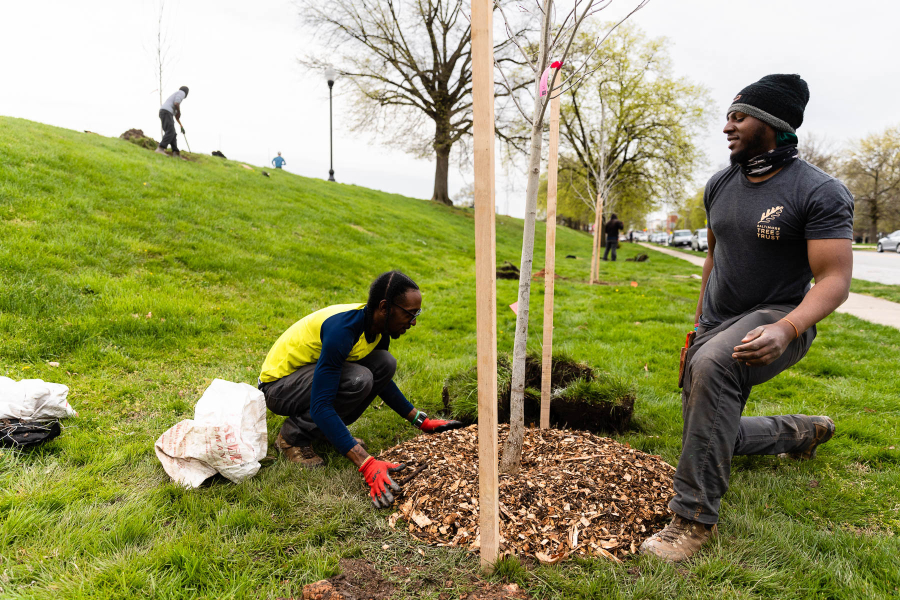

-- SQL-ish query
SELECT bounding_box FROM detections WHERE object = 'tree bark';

[499,0,553,475]
[432,122,453,205]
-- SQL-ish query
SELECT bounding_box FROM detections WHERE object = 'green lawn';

[1,117,899,599]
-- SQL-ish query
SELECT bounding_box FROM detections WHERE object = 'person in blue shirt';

[272,152,286,169]
[258,271,464,508]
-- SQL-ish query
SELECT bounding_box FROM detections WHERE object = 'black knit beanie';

[727,74,809,133]
[180,86,189,97]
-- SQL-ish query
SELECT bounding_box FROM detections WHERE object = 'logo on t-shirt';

[757,206,783,240]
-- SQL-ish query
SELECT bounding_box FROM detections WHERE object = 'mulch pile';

[119,128,158,150]
[380,425,674,564]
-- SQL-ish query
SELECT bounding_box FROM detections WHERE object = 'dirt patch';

[449,582,526,599]
[531,268,567,280]
[626,254,649,262]
[119,128,158,150]
[443,354,634,434]
[381,425,674,563]
[301,558,394,600]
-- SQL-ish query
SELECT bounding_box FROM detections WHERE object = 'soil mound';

[381,425,674,563]
[119,129,158,150]
[443,354,634,433]
[212,150,227,158]
[626,254,649,262]
[301,558,394,600]
[496,261,520,279]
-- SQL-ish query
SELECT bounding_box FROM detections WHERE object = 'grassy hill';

[1,116,899,599]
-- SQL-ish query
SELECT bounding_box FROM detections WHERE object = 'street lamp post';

[325,66,337,182]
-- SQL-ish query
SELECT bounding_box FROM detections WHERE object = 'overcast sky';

[2,0,898,219]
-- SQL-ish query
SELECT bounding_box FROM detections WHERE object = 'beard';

[729,127,771,166]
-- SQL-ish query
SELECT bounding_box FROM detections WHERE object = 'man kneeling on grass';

[258,270,463,508]
[640,74,853,562]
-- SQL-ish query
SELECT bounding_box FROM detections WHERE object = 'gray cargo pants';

[260,350,396,447]
[670,305,820,525]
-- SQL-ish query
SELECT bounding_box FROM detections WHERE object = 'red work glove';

[411,410,466,434]
[359,457,405,509]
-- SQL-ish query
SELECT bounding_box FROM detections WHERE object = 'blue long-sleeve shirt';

[259,304,414,454]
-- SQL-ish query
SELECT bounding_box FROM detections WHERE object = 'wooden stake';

[593,192,604,282]
[471,0,499,572]
[590,193,602,284]
[540,93,560,429]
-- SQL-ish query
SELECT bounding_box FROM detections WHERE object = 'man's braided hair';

[366,271,419,333]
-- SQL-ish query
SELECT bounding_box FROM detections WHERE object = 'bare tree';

[496,0,649,474]
[844,125,900,241]
[148,0,176,137]
[800,132,842,176]
[298,0,528,205]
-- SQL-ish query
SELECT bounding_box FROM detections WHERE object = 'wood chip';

[379,425,674,562]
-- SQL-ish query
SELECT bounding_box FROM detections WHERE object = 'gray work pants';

[670,305,819,525]
[260,350,397,447]
[158,109,178,152]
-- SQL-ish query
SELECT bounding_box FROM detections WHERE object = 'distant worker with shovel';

[641,74,853,562]
[155,85,189,159]
[258,271,464,508]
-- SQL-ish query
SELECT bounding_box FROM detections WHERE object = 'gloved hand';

[411,410,465,434]
[180,125,186,134]
[359,457,405,509]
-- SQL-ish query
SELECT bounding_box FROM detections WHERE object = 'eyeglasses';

[391,302,422,322]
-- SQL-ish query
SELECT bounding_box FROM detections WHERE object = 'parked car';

[668,229,693,247]
[633,231,650,242]
[691,228,709,252]
[651,232,667,244]
[876,230,900,253]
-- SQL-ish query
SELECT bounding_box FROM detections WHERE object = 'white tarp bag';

[155,379,268,488]
[0,377,77,421]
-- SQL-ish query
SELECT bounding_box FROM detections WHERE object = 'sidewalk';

[637,243,900,330]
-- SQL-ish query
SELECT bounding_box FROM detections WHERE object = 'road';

[852,250,900,285]
[636,243,900,330]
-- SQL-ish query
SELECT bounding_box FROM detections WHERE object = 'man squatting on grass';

[156,86,189,159]
[257,271,464,508]
[640,74,854,562]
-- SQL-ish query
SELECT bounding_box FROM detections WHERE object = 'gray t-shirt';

[160,90,186,114]
[700,159,854,327]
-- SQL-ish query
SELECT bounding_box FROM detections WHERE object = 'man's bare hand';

[732,322,795,366]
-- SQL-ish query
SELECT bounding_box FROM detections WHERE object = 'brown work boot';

[787,416,835,460]
[154,146,167,155]
[172,151,188,161]
[639,515,717,562]
[275,433,324,468]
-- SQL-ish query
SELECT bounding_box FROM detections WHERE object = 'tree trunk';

[499,0,552,475]
[498,96,545,475]
[432,123,453,206]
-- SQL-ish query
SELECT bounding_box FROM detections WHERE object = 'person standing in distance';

[156,86,189,159]
[640,74,853,562]
[602,213,624,261]
[272,152,286,169]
